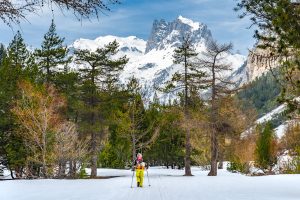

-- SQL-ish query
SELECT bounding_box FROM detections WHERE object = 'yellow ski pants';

[136,169,144,187]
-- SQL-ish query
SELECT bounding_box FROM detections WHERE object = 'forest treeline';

[1,0,300,179]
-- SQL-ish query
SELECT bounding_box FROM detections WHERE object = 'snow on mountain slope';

[241,104,286,138]
[73,35,146,58]
[71,16,247,103]
[257,97,300,124]
[241,97,300,139]
[256,104,287,124]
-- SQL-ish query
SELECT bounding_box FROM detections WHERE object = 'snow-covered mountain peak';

[145,16,212,53]
[177,15,201,31]
[70,17,248,103]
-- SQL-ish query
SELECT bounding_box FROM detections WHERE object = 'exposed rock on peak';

[145,16,212,53]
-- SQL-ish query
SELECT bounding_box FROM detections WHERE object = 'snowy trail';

[1,167,300,200]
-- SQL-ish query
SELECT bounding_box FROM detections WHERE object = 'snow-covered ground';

[1,167,300,200]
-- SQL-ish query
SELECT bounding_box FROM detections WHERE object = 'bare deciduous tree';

[199,40,235,176]
[12,81,65,178]
[55,121,88,178]
[0,0,121,26]
[12,82,89,178]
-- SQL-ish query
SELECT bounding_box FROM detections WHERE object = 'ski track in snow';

[1,167,300,200]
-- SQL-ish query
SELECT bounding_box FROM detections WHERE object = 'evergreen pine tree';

[7,31,30,69]
[163,36,207,176]
[55,65,80,121]
[255,122,277,172]
[144,105,185,169]
[126,77,146,162]
[0,33,40,178]
[75,40,128,178]
[0,46,29,179]
[0,43,6,64]
[35,20,69,83]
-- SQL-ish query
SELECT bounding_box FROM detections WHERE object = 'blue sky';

[0,0,256,55]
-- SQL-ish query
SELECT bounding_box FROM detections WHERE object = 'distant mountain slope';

[237,69,281,117]
[241,96,300,139]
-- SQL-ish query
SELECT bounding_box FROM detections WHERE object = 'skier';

[134,153,147,187]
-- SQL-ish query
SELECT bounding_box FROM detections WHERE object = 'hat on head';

[137,153,143,161]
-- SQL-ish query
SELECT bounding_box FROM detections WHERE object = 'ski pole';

[130,168,135,188]
[146,169,151,187]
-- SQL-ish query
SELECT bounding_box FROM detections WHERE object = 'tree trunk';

[42,131,47,178]
[10,168,15,179]
[218,141,224,169]
[90,71,98,178]
[208,57,218,176]
[15,166,21,178]
[46,58,50,83]
[90,132,98,178]
[131,102,136,168]
[70,160,77,178]
[58,161,66,178]
[69,160,73,178]
[132,135,136,165]
[208,128,218,176]
[184,128,192,176]
[58,163,62,178]
[218,159,224,170]
[183,50,193,176]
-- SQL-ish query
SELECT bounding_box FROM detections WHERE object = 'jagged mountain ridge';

[145,16,212,53]
[72,16,248,103]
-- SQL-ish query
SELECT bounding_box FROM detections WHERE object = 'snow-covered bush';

[278,122,300,174]
[277,149,300,174]
[247,161,265,176]
[227,159,251,174]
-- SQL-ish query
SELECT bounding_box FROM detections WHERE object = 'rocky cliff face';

[246,46,279,81]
